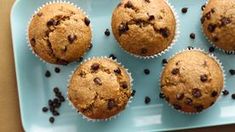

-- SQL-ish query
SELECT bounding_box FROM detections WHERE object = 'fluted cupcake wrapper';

[26,0,93,65]
[159,48,226,115]
[200,1,235,54]
[66,56,134,122]
[114,0,180,59]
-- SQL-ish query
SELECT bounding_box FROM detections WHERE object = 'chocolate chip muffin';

[68,57,132,120]
[28,3,92,65]
[201,0,235,52]
[111,0,177,57]
[160,50,224,113]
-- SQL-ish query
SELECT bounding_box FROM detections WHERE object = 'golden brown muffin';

[68,58,132,120]
[28,3,92,65]
[201,0,235,52]
[161,50,224,113]
[111,0,176,57]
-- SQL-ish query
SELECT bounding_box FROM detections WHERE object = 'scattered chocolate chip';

[144,69,150,75]
[114,68,121,74]
[211,91,218,97]
[181,7,188,13]
[68,34,77,44]
[173,104,181,110]
[140,48,148,54]
[53,98,59,103]
[145,96,151,104]
[222,89,229,96]
[48,99,53,106]
[59,96,65,102]
[201,4,206,11]
[53,87,59,94]
[37,12,43,17]
[145,0,150,3]
[195,105,204,112]
[231,93,235,99]
[171,68,179,75]
[30,38,36,46]
[47,19,55,27]
[209,47,215,53]
[162,59,168,65]
[187,46,194,50]
[229,69,235,75]
[176,93,184,100]
[121,82,128,89]
[225,51,233,55]
[84,17,90,26]
[52,111,60,116]
[49,117,55,123]
[45,70,51,78]
[94,77,102,85]
[54,67,60,73]
[104,29,110,36]
[184,98,193,105]
[91,63,100,71]
[159,92,165,99]
[108,99,116,110]
[192,88,202,98]
[124,1,134,9]
[207,24,216,32]
[131,90,136,96]
[220,17,231,27]
[119,23,129,35]
[159,28,169,38]
[200,74,208,82]
[190,33,196,39]
[42,107,48,112]
[148,15,155,21]
[109,54,117,60]
[78,57,83,62]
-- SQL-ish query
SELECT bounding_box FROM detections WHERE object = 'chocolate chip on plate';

[209,47,215,53]
[159,92,165,99]
[49,117,55,123]
[145,96,151,104]
[190,33,195,39]
[222,89,229,96]
[54,67,60,73]
[45,70,51,78]
[144,69,150,75]
[42,107,48,112]
[229,69,235,75]
[162,59,168,65]
[187,46,194,50]
[181,7,188,13]
[109,54,117,60]
[232,93,235,99]
[201,4,206,11]
[131,90,136,96]
[104,29,110,36]
[84,17,90,26]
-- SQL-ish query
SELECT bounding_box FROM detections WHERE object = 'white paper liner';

[200,1,235,54]
[26,0,93,65]
[66,56,134,122]
[113,0,180,59]
[159,48,226,115]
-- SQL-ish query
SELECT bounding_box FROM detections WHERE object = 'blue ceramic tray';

[11,0,235,131]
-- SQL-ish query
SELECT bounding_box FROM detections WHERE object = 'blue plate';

[11,0,235,131]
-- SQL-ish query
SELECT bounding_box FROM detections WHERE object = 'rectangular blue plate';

[11,0,235,131]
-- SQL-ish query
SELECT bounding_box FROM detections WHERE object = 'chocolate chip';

[53,87,59,94]
[171,68,179,75]
[195,105,204,112]
[187,46,194,50]
[52,111,60,116]
[104,29,110,36]
[59,96,65,102]
[192,88,202,98]
[159,28,169,38]
[84,17,90,26]
[207,24,216,32]
[231,93,235,99]
[190,33,195,39]
[114,68,121,74]
[144,69,150,75]
[53,98,59,103]
[222,89,229,96]
[220,17,231,27]
[205,12,211,19]
[140,48,148,54]
[212,36,219,42]
[45,70,51,78]
[94,77,102,85]
[176,93,184,100]
[49,117,55,123]
[119,23,129,35]
[47,19,56,27]
[54,67,60,73]
[148,15,155,21]
[91,63,100,71]
[121,82,128,89]
[30,38,36,46]
[209,47,215,53]
[48,99,53,106]
[162,59,168,65]
[184,98,193,105]
[159,93,165,99]
[124,1,134,9]
[37,12,43,17]
[225,51,233,55]
[211,91,218,97]
[173,104,181,110]
[68,34,77,44]
[229,69,235,75]
[200,74,208,82]
[131,90,136,96]
[201,4,206,11]
[145,0,150,3]
[181,7,188,13]
[109,54,117,60]
[108,99,116,110]
[211,8,215,13]
[42,107,48,112]
[145,96,151,104]
[79,71,86,78]
[88,43,93,50]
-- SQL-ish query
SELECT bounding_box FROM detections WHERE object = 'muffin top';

[28,3,92,65]
[161,50,224,113]
[68,58,132,119]
[111,0,176,56]
[201,0,235,51]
